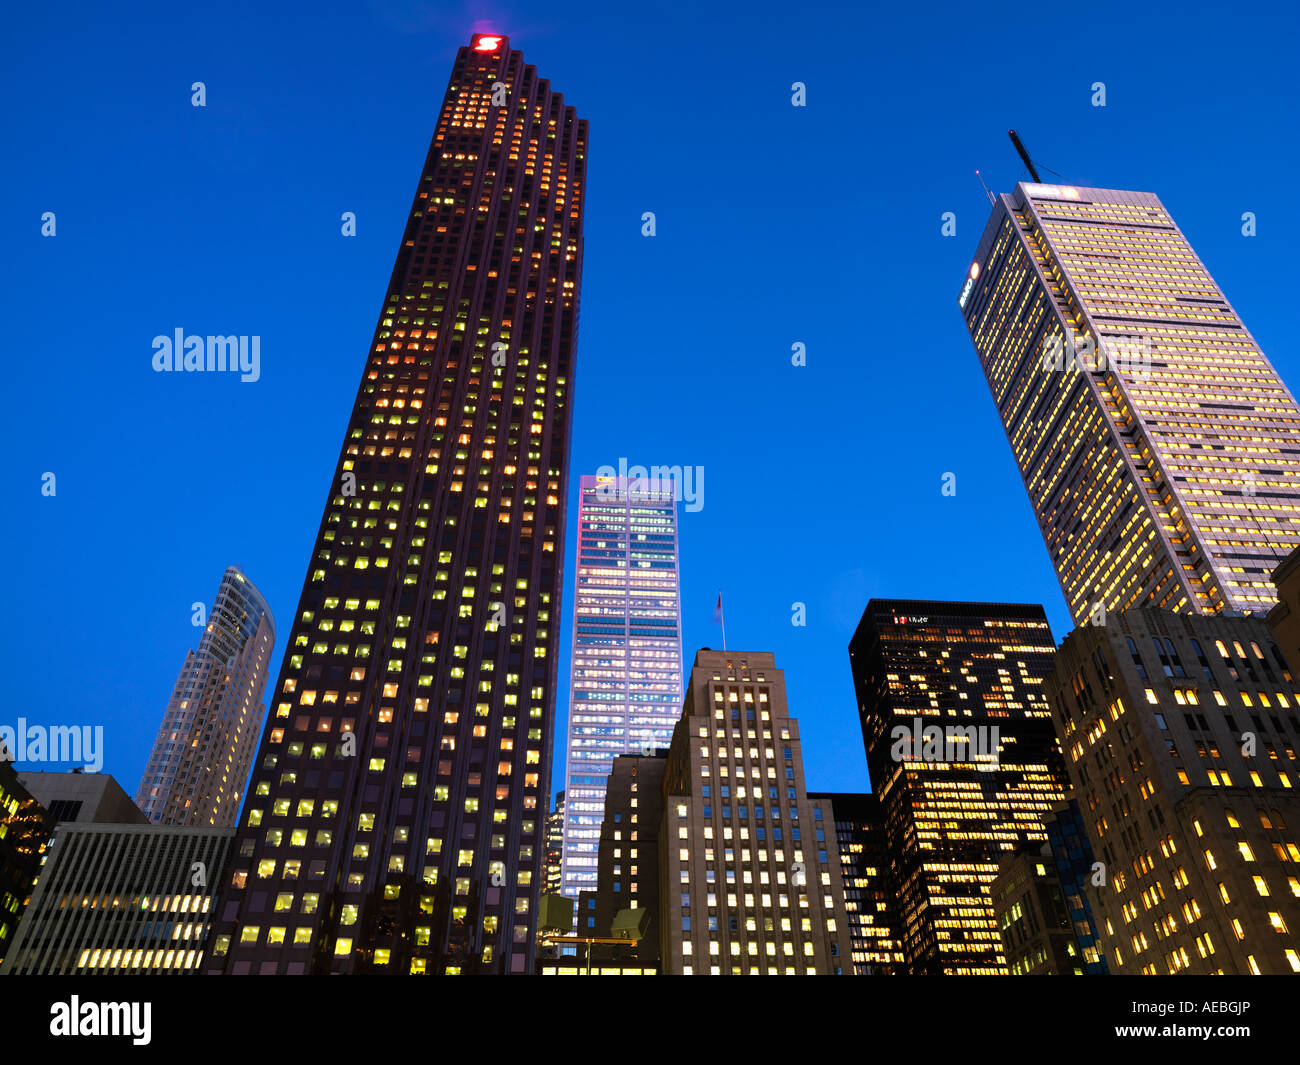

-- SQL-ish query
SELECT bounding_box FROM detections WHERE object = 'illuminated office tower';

[660,650,851,975]
[961,183,1300,625]
[560,475,683,901]
[848,600,1071,974]
[807,792,905,974]
[136,565,275,827]
[544,791,564,896]
[1045,608,1300,974]
[562,752,666,975]
[200,33,587,975]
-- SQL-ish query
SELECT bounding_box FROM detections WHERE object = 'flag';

[713,592,723,624]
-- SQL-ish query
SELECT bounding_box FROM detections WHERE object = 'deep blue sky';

[4,0,1298,802]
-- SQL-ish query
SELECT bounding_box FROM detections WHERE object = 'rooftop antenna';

[1007,129,1041,183]
[975,169,995,206]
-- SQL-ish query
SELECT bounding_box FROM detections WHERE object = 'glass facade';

[560,475,683,901]
[849,600,1071,974]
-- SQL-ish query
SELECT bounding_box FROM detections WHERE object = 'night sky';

[5,0,1298,802]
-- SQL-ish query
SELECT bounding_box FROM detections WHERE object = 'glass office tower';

[560,474,683,901]
[849,600,1071,974]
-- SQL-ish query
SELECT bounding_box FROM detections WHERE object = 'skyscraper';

[848,600,1070,974]
[560,474,683,902]
[1044,607,1300,974]
[660,650,851,975]
[200,32,587,975]
[807,791,905,974]
[961,183,1300,625]
[544,790,565,896]
[136,565,275,827]
[559,751,665,975]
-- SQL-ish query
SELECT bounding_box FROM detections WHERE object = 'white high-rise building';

[136,565,275,827]
[560,475,683,902]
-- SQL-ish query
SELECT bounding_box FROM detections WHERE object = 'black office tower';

[849,600,1070,974]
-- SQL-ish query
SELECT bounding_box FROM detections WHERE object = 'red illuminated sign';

[473,35,503,52]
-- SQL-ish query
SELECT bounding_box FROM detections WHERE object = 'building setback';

[560,474,683,902]
[200,33,587,975]
[807,792,905,975]
[18,772,148,827]
[136,565,275,827]
[848,600,1071,974]
[660,650,850,975]
[0,823,234,975]
[1045,608,1300,973]
[961,183,1300,625]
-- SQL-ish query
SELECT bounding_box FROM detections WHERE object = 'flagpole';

[720,591,726,652]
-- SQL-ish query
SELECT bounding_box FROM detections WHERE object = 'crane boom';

[1007,129,1041,183]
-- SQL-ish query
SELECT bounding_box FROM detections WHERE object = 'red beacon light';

[473,35,503,52]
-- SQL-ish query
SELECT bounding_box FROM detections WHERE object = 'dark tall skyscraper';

[849,600,1070,974]
[201,33,587,975]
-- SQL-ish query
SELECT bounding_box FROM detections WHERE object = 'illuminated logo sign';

[473,35,503,52]
[958,262,979,309]
[892,616,929,625]
[1023,183,1080,200]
